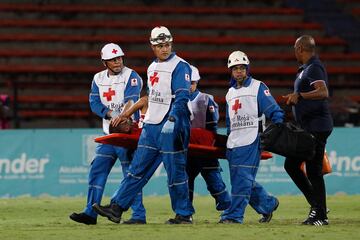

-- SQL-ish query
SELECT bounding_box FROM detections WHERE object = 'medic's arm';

[225,102,231,135]
[168,62,191,121]
[205,95,219,131]
[257,82,284,124]
[89,79,110,119]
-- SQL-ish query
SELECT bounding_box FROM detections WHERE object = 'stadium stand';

[0,0,359,128]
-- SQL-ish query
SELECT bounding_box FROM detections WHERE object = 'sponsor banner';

[0,128,359,197]
[0,129,170,197]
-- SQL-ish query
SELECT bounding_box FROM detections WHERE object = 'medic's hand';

[283,93,300,105]
[161,120,175,134]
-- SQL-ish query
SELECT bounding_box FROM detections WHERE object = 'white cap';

[190,65,201,82]
[227,51,250,68]
[101,43,124,60]
[150,26,173,45]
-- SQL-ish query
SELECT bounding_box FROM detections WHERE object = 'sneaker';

[165,214,193,224]
[302,207,328,226]
[92,203,123,223]
[308,219,329,226]
[69,212,97,225]
[218,219,240,224]
[259,198,279,223]
[122,218,146,224]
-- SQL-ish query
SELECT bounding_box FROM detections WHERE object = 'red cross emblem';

[112,49,118,54]
[232,99,241,114]
[150,72,159,86]
[103,88,115,101]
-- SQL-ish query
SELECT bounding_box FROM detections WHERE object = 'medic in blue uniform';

[187,65,231,211]
[92,26,194,224]
[219,51,284,224]
[70,43,145,225]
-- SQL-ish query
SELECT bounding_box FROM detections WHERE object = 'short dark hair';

[297,35,316,52]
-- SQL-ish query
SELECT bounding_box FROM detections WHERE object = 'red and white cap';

[101,43,124,60]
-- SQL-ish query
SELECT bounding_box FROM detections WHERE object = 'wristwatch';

[168,116,176,122]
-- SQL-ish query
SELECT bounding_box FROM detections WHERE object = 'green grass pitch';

[0,195,359,240]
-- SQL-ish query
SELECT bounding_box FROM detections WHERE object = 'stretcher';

[95,128,272,160]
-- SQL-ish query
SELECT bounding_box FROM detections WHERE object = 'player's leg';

[249,181,279,223]
[284,156,316,207]
[219,161,251,223]
[220,143,260,224]
[200,159,231,211]
[70,143,116,224]
[92,124,162,223]
[110,125,161,209]
[303,131,331,225]
[161,125,193,224]
[186,157,201,203]
[116,147,146,224]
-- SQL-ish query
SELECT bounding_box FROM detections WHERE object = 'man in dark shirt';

[283,35,333,226]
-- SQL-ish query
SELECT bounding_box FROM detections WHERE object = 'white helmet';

[190,65,201,82]
[150,26,173,45]
[227,51,250,68]
[101,43,124,61]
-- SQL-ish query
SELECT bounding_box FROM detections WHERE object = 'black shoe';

[122,218,146,224]
[302,207,328,226]
[218,219,240,224]
[92,203,123,223]
[307,219,329,226]
[302,207,317,225]
[69,212,97,225]
[259,198,279,223]
[165,214,193,224]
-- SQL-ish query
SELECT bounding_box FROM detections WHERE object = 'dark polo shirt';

[293,56,333,132]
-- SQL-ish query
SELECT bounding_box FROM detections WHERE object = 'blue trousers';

[111,119,194,217]
[221,137,277,223]
[84,143,146,221]
[187,157,231,211]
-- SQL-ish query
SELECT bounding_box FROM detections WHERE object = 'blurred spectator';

[0,94,10,129]
[330,96,359,127]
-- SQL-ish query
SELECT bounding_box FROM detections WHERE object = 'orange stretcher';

[94,128,273,160]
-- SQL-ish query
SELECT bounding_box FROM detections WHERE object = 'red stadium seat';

[2,50,359,61]
[0,33,346,45]
[19,110,91,118]
[0,3,303,15]
[15,95,88,104]
[0,19,322,30]
[1,2,357,127]
[1,64,358,76]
